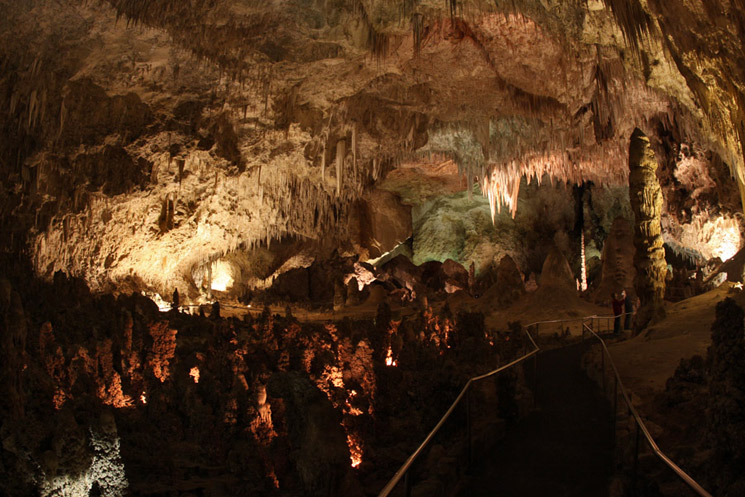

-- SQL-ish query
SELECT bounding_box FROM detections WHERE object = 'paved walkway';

[461,342,614,497]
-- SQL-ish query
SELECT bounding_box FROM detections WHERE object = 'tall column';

[628,128,667,329]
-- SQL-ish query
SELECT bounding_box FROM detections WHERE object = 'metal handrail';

[582,320,714,497]
[522,312,635,332]
[377,321,541,497]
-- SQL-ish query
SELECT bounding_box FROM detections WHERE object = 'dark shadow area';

[462,342,613,497]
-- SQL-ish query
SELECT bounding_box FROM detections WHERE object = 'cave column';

[628,128,666,330]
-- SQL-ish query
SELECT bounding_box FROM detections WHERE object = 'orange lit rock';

[146,321,178,382]
[189,366,200,383]
[96,339,133,408]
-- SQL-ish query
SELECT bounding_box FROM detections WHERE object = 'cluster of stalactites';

[480,138,629,220]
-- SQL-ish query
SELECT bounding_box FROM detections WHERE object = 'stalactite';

[599,0,653,56]
[447,0,458,19]
[336,140,347,195]
[412,13,424,56]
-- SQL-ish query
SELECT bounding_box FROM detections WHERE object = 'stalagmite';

[628,128,666,329]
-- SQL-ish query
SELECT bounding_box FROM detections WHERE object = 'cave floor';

[460,342,613,497]
[609,282,745,399]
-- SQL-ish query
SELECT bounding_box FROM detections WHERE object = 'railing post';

[533,353,537,409]
[632,421,640,496]
[601,347,606,394]
[404,470,412,497]
[466,386,472,469]
[612,375,618,448]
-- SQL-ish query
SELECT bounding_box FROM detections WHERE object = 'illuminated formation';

[385,347,397,367]
[189,366,200,383]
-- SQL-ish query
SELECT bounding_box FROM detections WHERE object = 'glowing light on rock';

[147,322,178,382]
[345,389,363,416]
[141,291,172,312]
[347,432,363,468]
[38,424,129,497]
[140,392,147,404]
[53,388,67,410]
[189,366,200,383]
[97,372,134,409]
[677,213,742,262]
[316,365,344,396]
[385,346,397,367]
[210,260,234,292]
[710,224,741,261]
[344,262,378,289]
[268,470,280,489]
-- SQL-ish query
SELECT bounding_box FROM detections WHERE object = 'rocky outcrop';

[628,128,667,328]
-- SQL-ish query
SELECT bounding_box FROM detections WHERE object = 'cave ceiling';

[1,0,744,297]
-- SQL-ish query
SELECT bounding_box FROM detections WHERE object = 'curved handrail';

[377,321,541,497]
[582,321,713,497]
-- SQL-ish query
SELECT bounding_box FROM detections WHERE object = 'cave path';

[461,342,614,497]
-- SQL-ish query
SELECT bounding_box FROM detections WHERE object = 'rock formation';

[593,217,636,303]
[628,128,667,328]
[489,255,525,305]
[539,246,576,291]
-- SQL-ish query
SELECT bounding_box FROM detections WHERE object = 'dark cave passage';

[461,342,613,497]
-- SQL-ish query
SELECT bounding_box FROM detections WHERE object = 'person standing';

[624,290,634,330]
[612,290,626,335]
